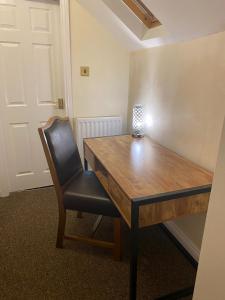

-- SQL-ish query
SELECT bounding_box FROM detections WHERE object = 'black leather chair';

[38,116,121,260]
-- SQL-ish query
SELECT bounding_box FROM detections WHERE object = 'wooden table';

[83,135,213,300]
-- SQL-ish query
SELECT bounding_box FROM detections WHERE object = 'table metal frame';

[84,152,212,300]
[128,184,211,300]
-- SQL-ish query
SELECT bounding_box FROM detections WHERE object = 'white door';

[0,0,66,191]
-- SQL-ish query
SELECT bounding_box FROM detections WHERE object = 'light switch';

[80,66,90,76]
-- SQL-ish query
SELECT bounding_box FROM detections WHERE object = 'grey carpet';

[0,187,195,299]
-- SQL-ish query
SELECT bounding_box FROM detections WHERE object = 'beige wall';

[128,31,225,248]
[70,1,130,132]
[193,117,225,300]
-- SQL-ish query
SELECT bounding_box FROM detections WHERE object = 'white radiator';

[76,116,122,162]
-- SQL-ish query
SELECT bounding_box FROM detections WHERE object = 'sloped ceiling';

[143,0,225,40]
[77,0,225,51]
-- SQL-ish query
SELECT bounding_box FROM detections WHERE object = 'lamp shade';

[132,104,144,138]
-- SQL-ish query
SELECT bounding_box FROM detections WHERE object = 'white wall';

[128,31,225,249]
[70,1,130,132]
[193,117,225,300]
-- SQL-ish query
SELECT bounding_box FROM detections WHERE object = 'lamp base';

[132,133,144,138]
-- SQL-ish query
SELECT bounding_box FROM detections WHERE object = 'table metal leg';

[155,286,194,300]
[129,203,140,300]
[84,158,88,171]
[91,215,103,237]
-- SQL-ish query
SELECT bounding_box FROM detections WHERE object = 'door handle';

[58,98,64,109]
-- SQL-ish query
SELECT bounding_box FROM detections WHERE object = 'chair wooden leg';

[56,210,66,248]
[113,218,122,261]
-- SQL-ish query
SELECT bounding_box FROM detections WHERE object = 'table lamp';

[132,104,144,138]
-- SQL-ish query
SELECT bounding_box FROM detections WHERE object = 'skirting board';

[164,221,200,262]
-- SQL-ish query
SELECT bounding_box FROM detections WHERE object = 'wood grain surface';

[84,135,213,200]
[84,135,213,227]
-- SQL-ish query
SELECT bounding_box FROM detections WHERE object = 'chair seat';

[63,171,120,217]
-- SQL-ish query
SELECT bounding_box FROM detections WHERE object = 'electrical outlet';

[80,66,90,76]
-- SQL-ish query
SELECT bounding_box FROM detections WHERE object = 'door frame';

[60,0,73,121]
[0,120,10,197]
[0,0,73,197]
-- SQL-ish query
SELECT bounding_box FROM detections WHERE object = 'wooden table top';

[84,135,213,201]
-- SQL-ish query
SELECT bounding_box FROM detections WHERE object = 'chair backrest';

[38,117,83,188]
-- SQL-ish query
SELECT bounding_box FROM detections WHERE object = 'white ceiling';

[143,0,225,40]
[77,0,225,51]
